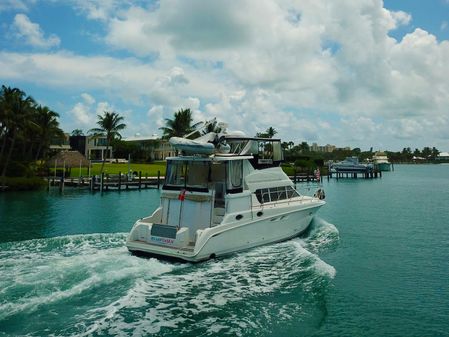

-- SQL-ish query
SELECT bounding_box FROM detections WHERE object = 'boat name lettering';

[151,236,174,244]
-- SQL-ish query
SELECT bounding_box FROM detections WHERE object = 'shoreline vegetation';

[1,85,447,192]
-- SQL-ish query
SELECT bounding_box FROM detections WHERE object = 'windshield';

[164,159,244,193]
[164,160,209,191]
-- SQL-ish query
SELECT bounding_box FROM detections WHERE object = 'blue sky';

[1,0,449,151]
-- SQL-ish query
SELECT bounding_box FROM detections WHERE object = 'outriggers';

[126,121,326,262]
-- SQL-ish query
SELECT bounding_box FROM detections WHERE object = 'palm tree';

[159,108,201,139]
[33,105,64,160]
[256,127,277,138]
[0,86,36,183]
[89,111,126,175]
[71,129,84,136]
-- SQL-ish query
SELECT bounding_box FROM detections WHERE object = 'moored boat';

[126,123,325,262]
[331,157,372,173]
[372,152,391,171]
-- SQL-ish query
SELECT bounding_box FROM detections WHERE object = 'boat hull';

[375,162,391,172]
[126,201,324,262]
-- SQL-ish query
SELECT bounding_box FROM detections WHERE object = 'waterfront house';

[437,152,449,161]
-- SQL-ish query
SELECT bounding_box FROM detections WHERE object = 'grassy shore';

[50,161,323,179]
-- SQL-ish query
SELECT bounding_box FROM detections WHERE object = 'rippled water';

[0,219,338,336]
[2,164,449,336]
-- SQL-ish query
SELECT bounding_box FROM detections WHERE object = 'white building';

[310,143,337,153]
[86,135,112,160]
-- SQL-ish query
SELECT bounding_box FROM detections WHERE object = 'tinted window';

[255,186,300,204]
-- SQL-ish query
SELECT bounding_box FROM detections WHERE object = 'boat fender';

[314,189,325,200]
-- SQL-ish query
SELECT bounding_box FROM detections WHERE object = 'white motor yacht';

[372,152,391,172]
[126,124,325,262]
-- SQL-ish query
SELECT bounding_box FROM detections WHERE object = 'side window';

[255,189,262,203]
[286,186,300,198]
[278,186,287,200]
[255,186,298,204]
[255,188,270,203]
[262,188,270,203]
[270,187,279,202]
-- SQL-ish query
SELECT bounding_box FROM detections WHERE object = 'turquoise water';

[1,165,449,336]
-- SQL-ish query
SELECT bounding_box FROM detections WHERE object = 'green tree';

[71,129,84,136]
[299,141,309,153]
[33,105,64,160]
[159,108,201,139]
[256,127,277,138]
[421,147,432,159]
[89,111,126,175]
[430,147,440,160]
[0,86,36,184]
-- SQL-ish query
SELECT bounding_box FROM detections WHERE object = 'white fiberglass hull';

[126,199,324,262]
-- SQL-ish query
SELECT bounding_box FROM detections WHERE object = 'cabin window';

[286,186,299,198]
[164,160,209,191]
[255,186,299,203]
[165,160,186,188]
[186,161,209,189]
[210,162,226,182]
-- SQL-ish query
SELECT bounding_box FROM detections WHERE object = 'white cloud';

[3,0,449,149]
[147,105,165,129]
[71,102,92,126]
[0,0,31,12]
[73,0,123,21]
[81,93,95,105]
[69,94,115,129]
[11,14,60,48]
[96,101,113,116]
[389,10,412,28]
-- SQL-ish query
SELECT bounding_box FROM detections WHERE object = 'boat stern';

[126,220,202,261]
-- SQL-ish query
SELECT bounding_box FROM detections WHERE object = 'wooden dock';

[328,169,382,180]
[48,171,162,192]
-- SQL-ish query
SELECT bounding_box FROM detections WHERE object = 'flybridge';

[169,134,284,169]
[223,136,284,168]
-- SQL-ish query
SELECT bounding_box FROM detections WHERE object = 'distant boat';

[331,157,372,172]
[372,152,391,172]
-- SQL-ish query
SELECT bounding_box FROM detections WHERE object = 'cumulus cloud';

[72,0,124,21]
[81,92,95,105]
[11,14,60,48]
[69,93,114,128]
[0,0,31,12]
[71,102,92,126]
[3,0,449,149]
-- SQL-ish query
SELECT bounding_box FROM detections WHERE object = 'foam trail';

[73,221,339,336]
[1,219,340,336]
[0,233,178,321]
[301,216,340,253]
